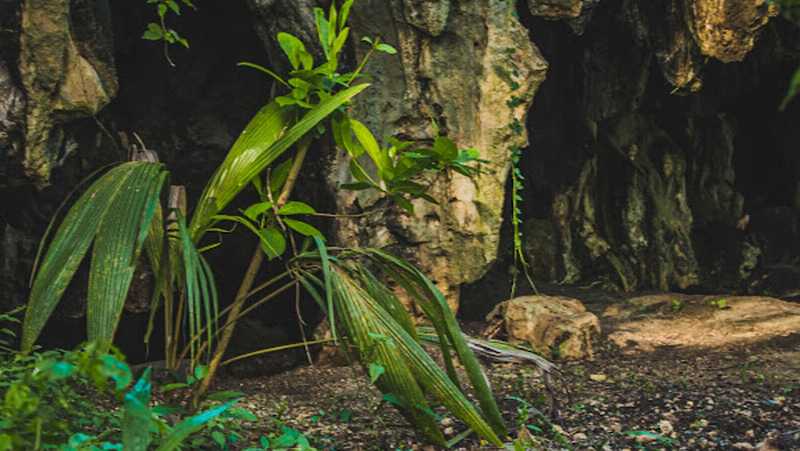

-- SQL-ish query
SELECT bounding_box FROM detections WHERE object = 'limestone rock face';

[487,295,600,360]
[0,60,25,167]
[625,0,777,92]
[528,0,584,18]
[328,0,547,312]
[19,0,117,188]
[688,0,778,63]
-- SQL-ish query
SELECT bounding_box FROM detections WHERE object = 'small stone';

[440,417,453,427]
[659,420,674,435]
[590,373,608,382]
[573,432,588,441]
[732,443,755,450]
[746,430,755,438]
[443,427,455,436]
[610,422,623,433]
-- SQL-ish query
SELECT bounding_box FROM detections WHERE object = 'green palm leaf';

[88,164,167,349]
[190,83,369,240]
[321,262,504,446]
[354,248,508,437]
[22,162,168,352]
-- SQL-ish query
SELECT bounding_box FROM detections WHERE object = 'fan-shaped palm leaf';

[22,162,168,351]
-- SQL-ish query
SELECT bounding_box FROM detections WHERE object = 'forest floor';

[215,291,800,451]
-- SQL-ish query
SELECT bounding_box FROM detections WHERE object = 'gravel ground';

[212,328,800,450]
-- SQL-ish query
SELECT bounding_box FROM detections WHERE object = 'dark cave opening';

[460,1,800,320]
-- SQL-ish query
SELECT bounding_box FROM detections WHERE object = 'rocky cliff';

[0,0,798,335]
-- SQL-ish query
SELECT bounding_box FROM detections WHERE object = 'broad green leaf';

[259,226,286,259]
[277,201,316,215]
[156,401,236,451]
[190,84,369,240]
[338,0,354,31]
[143,23,163,40]
[283,218,322,237]
[244,202,273,221]
[375,43,398,55]
[350,119,391,177]
[314,8,331,60]
[331,28,350,61]
[433,136,458,160]
[277,32,309,70]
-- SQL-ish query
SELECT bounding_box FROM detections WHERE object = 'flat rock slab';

[604,294,800,352]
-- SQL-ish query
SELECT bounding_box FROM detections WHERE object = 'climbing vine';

[502,43,537,298]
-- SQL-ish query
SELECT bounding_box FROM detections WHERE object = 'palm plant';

[21,1,506,446]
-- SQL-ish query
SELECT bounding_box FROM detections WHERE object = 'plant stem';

[193,137,312,406]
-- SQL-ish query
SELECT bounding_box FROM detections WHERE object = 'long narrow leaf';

[329,264,503,446]
[190,84,369,240]
[351,248,508,438]
[22,162,167,351]
[88,163,167,349]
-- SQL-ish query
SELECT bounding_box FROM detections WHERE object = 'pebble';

[443,427,455,436]
[440,417,453,427]
[590,373,608,382]
[659,420,674,435]
[573,432,588,441]
[732,443,755,450]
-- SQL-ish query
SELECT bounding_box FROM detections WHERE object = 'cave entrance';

[460,1,800,321]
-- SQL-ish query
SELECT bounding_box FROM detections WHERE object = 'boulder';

[328,0,548,313]
[487,295,601,360]
[19,0,117,188]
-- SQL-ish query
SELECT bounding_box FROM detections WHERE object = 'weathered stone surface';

[688,0,778,63]
[0,60,25,169]
[487,295,600,360]
[522,218,559,282]
[604,294,800,352]
[403,0,451,36]
[19,0,117,188]
[329,0,547,312]
[528,0,582,18]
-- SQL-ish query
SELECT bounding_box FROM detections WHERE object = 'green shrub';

[0,344,237,450]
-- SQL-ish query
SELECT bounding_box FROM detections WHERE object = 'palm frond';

[190,84,370,240]
[302,258,505,446]
[350,248,509,437]
[22,162,168,352]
